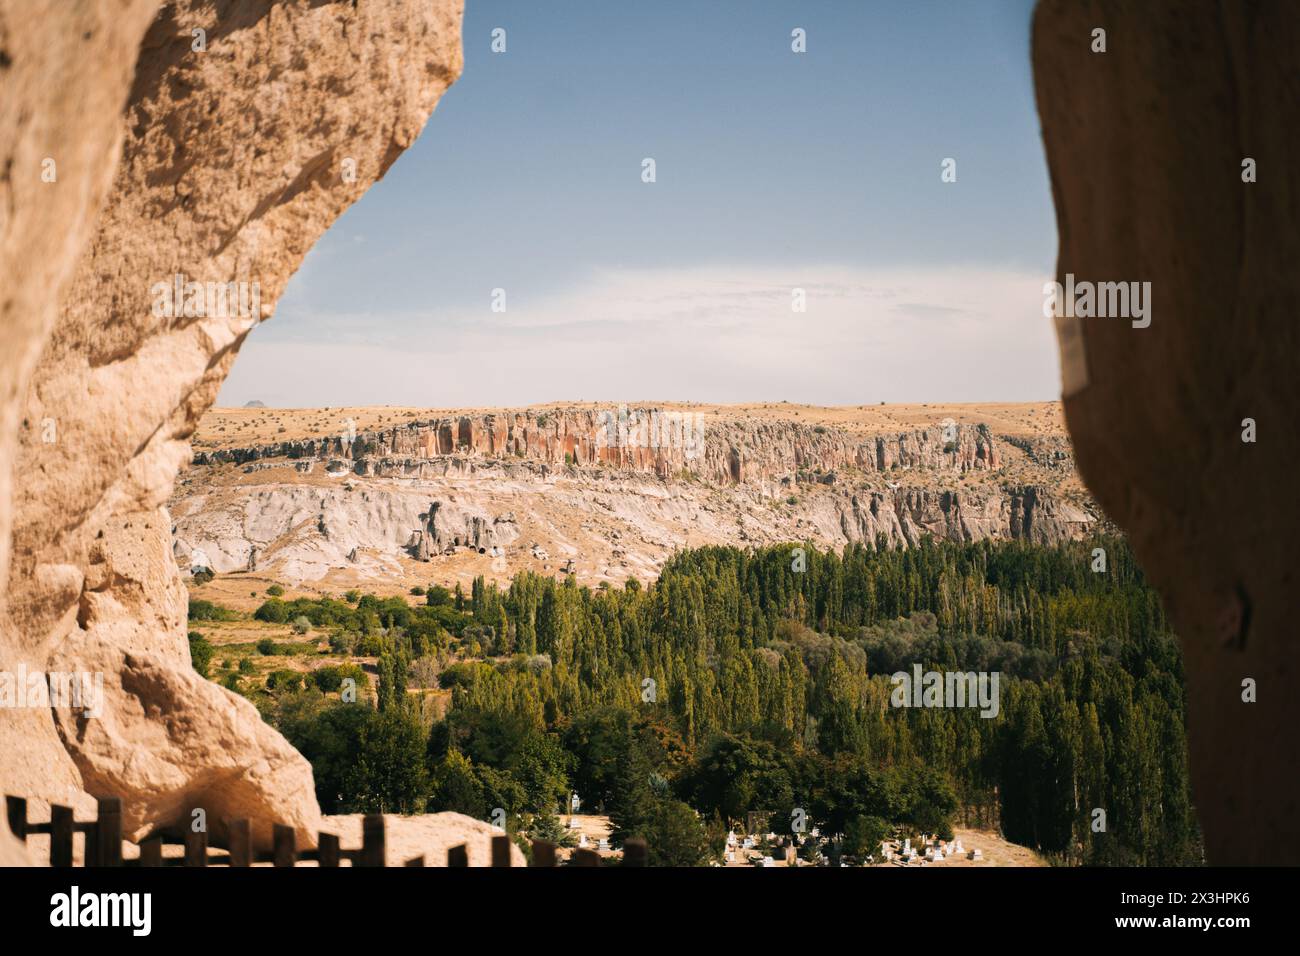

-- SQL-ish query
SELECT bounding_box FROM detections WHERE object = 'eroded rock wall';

[1,0,463,850]
[1034,0,1299,863]
[0,0,164,858]
[194,410,1003,484]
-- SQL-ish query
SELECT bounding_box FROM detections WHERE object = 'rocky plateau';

[171,402,1100,591]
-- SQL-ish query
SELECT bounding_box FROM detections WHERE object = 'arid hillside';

[172,401,1100,596]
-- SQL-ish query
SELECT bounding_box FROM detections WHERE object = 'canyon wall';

[194,410,1002,484]
[0,0,464,851]
[170,412,1093,586]
[1034,0,1299,863]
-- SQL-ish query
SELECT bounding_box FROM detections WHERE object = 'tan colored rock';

[323,813,528,868]
[0,0,163,830]
[1033,0,1299,863]
[0,816,31,866]
[1,0,463,850]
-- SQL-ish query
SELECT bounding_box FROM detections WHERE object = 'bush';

[266,669,303,692]
[344,589,361,604]
[291,616,312,635]
[256,637,276,656]
[188,631,214,678]
[634,799,714,867]
[842,815,891,859]
[253,598,289,624]
[266,584,284,596]
[355,633,386,657]
[192,568,214,586]
[188,598,238,622]
[238,658,254,674]
[329,631,359,655]
[409,586,425,596]
[312,664,366,693]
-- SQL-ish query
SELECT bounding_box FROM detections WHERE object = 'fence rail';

[5,795,646,868]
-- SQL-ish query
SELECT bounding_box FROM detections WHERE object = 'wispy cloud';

[219,264,1060,407]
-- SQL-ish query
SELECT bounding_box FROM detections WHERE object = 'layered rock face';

[1034,0,1299,863]
[194,410,1002,484]
[170,409,1095,586]
[0,0,464,851]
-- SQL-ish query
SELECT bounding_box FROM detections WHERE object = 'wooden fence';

[5,795,646,868]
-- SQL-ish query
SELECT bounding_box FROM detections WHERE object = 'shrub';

[256,637,276,656]
[253,598,289,624]
[192,568,214,586]
[291,616,312,636]
[265,669,303,692]
[312,664,366,693]
[238,658,254,674]
[188,598,238,622]
[409,586,425,596]
[842,815,891,859]
[355,633,385,656]
[266,584,285,596]
[188,631,214,678]
[329,631,359,655]
[344,589,361,604]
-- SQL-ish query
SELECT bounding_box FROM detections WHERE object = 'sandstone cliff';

[169,406,1096,587]
[0,0,464,852]
[193,408,1003,483]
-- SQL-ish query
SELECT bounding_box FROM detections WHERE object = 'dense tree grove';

[249,534,1198,866]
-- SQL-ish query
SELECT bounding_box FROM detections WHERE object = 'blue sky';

[220,0,1059,408]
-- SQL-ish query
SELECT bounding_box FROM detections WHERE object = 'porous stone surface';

[1034,0,1299,863]
[324,813,528,868]
[0,0,463,850]
[0,0,163,830]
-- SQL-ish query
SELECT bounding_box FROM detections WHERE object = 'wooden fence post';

[185,828,208,867]
[447,844,468,867]
[623,837,647,867]
[318,832,340,868]
[139,836,163,867]
[273,824,296,867]
[228,819,251,867]
[50,805,74,867]
[6,796,27,842]
[93,797,122,867]
[491,834,513,868]
[360,814,385,867]
[531,839,557,867]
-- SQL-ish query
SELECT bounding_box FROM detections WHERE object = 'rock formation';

[167,409,1096,587]
[0,0,463,851]
[194,409,1003,484]
[0,0,166,864]
[1034,0,1298,863]
[412,501,520,558]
